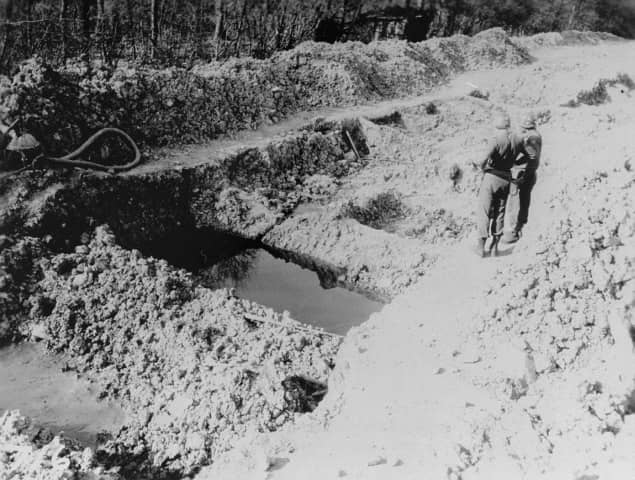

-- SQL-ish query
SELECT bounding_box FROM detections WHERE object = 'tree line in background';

[0,0,633,72]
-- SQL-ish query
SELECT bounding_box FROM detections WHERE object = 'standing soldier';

[474,112,523,257]
[503,113,542,243]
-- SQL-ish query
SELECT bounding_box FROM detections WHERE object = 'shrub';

[425,102,438,114]
[341,192,408,231]
[369,111,405,128]
[615,72,635,90]
[564,73,635,107]
[448,163,463,186]
[468,88,490,100]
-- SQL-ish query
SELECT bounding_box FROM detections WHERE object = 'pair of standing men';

[474,112,542,257]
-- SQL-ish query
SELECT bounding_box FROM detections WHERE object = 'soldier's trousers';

[476,173,510,239]
[506,169,537,233]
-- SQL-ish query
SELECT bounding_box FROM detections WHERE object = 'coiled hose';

[44,127,142,172]
[2,128,142,177]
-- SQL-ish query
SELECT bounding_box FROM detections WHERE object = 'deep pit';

[141,229,384,335]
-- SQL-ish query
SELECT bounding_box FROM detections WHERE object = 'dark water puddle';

[142,229,384,335]
[0,342,126,447]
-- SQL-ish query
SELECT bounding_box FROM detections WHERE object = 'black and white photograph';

[0,1,634,479]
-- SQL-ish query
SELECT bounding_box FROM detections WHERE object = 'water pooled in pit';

[0,342,126,447]
[142,229,384,335]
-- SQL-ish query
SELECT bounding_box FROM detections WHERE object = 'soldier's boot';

[473,237,486,258]
[502,229,521,244]
[489,235,501,256]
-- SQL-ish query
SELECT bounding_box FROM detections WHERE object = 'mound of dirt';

[512,30,621,51]
[26,226,339,475]
[564,73,635,107]
[263,210,432,301]
[0,29,528,153]
[454,167,635,478]
[478,167,634,376]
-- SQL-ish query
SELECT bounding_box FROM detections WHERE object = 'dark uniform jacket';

[517,128,542,171]
[481,130,524,181]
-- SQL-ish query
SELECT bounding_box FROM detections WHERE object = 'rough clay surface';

[196,40,635,480]
[1,32,635,480]
[22,226,338,476]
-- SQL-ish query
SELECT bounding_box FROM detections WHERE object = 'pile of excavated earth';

[1,29,635,480]
[0,28,527,152]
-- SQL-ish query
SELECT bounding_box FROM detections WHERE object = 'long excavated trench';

[1,116,432,297]
[0,111,447,477]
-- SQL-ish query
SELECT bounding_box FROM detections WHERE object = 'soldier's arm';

[523,134,542,163]
[479,136,501,170]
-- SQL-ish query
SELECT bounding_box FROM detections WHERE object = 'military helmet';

[520,113,537,130]
[494,112,511,130]
[6,133,41,151]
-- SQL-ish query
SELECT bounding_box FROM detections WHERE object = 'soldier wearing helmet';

[0,118,42,172]
[473,111,524,257]
[503,112,542,243]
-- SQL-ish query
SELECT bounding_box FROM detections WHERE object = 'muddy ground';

[1,32,635,480]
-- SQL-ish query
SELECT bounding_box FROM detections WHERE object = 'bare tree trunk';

[0,0,14,70]
[26,0,33,55]
[60,0,68,59]
[235,0,248,56]
[275,3,288,51]
[214,0,223,59]
[97,0,105,28]
[81,0,91,53]
[95,0,104,60]
[552,0,566,31]
[151,0,160,56]
[568,0,585,29]
[125,0,135,58]
[125,0,134,31]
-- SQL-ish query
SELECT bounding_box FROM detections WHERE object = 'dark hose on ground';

[44,128,142,172]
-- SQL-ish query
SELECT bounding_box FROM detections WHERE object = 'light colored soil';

[197,40,635,480]
[2,37,635,480]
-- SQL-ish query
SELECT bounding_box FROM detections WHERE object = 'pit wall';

[0,236,47,345]
[0,28,528,153]
[0,119,364,243]
[1,112,434,304]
